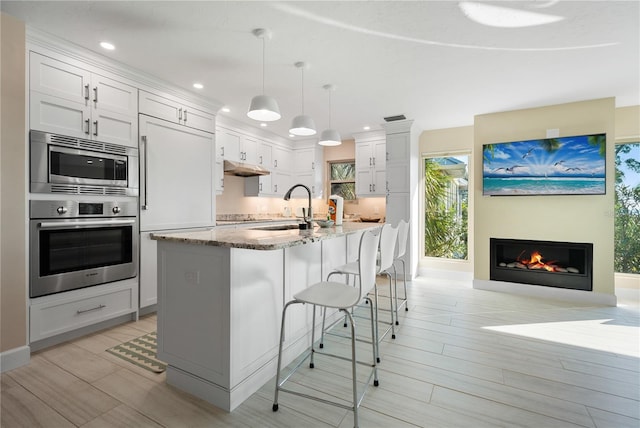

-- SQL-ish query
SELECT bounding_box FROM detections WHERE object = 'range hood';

[223,160,271,177]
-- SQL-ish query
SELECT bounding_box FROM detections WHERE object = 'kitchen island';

[151,222,380,411]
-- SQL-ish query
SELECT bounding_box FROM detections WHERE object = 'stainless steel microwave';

[30,130,138,196]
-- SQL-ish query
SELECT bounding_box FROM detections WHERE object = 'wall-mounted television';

[482,133,606,196]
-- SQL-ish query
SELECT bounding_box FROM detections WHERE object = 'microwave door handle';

[39,219,136,228]
[141,136,149,210]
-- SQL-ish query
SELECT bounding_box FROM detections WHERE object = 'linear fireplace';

[490,238,593,291]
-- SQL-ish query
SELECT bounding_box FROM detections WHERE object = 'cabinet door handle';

[93,86,98,103]
[221,178,224,188]
[93,120,98,136]
[274,159,278,168]
[386,152,389,161]
[369,157,372,166]
[84,84,90,101]
[274,184,278,193]
[178,108,183,121]
[372,183,376,192]
[372,157,376,166]
[311,161,315,170]
[77,304,106,314]
[259,182,263,192]
[183,109,188,123]
[369,184,372,192]
[84,119,90,134]
[221,146,225,157]
[141,135,149,210]
[259,155,263,165]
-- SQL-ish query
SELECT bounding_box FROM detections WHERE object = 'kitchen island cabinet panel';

[230,248,283,386]
[158,242,230,386]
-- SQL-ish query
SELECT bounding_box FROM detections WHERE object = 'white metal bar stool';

[321,223,399,362]
[392,219,410,323]
[272,229,381,428]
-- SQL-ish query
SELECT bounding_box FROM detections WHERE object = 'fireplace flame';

[520,251,560,272]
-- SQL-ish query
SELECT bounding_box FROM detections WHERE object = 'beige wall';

[473,98,616,296]
[419,126,474,154]
[615,105,640,142]
[1,13,28,353]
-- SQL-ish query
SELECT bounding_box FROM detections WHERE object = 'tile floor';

[1,276,638,427]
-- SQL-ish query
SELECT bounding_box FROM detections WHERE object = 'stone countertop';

[151,222,381,250]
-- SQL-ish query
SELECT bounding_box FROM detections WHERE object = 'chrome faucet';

[283,184,312,229]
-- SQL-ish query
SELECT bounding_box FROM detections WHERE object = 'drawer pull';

[77,304,106,314]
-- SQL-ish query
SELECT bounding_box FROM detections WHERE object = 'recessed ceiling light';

[363,126,370,131]
[221,107,231,113]
[100,41,115,50]
[260,123,267,127]
[193,83,204,89]
[458,2,564,28]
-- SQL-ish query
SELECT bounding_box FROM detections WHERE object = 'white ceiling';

[3,1,639,141]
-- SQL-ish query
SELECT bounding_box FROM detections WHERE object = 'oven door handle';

[38,219,136,229]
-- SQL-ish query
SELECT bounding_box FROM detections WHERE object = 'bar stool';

[393,219,410,324]
[272,229,381,428]
[321,223,399,362]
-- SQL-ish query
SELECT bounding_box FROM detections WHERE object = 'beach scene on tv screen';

[483,134,606,196]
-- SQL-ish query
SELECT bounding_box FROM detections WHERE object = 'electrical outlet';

[184,270,200,284]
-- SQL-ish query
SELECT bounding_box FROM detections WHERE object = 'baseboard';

[0,345,30,373]
[418,267,473,282]
[473,279,617,306]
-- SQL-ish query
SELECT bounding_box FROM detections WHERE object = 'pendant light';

[247,28,281,122]
[318,84,341,146]
[289,62,316,136]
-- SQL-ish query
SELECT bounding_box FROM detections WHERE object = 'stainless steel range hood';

[223,160,271,177]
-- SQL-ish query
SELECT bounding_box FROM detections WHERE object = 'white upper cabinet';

[292,144,324,198]
[354,131,386,197]
[216,127,260,164]
[139,90,215,133]
[29,52,138,147]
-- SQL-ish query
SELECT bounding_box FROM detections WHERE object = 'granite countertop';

[151,222,381,250]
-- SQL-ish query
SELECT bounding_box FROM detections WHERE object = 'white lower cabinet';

[30,278,138,343]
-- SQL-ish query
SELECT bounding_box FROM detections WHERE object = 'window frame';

[327,159,356,201]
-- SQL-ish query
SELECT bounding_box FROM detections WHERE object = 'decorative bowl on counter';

[315,219,335,228]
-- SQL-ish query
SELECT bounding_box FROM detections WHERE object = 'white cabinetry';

[139,90,215,133]
[139,114,216,308]
[216,127,258,164]
[384,120,418,280]
[354,131,386,197]
[30,279,138,343]
[29,52,138,147]
[271,145,292,196]
[292,143,324,198]
[244,140,274,196]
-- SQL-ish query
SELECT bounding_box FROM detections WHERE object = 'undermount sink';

[250,224,302,231]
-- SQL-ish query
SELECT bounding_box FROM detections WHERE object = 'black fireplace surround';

[490,238,593,291]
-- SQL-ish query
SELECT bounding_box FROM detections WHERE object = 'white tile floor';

[2,276,638,427]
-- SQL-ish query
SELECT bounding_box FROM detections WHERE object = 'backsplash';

[215,175,386,220]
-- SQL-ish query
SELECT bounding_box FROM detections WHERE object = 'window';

[615,142,640,274]
[329,161,356,200]
[424,155,469,260]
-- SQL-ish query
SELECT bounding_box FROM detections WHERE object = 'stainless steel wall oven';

[30,200,138,298]
[30,130,138,196]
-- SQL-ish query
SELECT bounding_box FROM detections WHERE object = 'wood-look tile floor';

[2,276,639,428]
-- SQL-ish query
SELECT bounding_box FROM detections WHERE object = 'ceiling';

[2,1,639,141]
